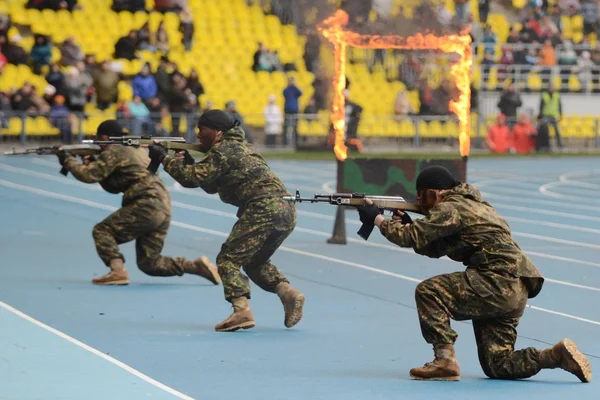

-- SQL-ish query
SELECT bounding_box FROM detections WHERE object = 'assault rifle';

[283,190,423,240]
[82,136,203,174]
[4,144,101,176]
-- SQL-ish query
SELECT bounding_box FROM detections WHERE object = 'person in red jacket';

[486,113,512,153]
[512,114,537,154]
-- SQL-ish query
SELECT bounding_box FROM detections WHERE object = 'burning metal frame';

[317,10,473,161]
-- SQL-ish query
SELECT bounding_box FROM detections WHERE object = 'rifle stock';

[282,190,423,240]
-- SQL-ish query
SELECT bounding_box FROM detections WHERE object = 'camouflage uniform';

[379,183,548,379]
[162,126,296,302]
[64,146,187,276]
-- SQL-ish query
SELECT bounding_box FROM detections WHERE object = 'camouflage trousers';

[415,271,543,379]
[217,197,296,302]
[92,199,186,276]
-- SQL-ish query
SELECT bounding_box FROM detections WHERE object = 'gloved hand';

[81,154,96,165]
[393,210,413,224]
[148,143,168,164]
[357,203,382,226]
[57,150,69,166]
[178,150,195,165]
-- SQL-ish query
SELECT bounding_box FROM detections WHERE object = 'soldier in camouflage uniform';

[148,109,305,332]
[357,165,592,383]
[57,120,220,286]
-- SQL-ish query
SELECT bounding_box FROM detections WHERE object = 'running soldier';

[148,109,304,332]
[356,165,592,383]
[57,120,220,286]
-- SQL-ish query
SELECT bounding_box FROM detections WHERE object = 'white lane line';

[2,178,600,328]
[0,300,195,399]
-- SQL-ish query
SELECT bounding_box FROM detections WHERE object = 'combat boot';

[539,338,592,382]
[410,344,461,381]
[215,297,255,332]
[92,259,130,285]
[276,282,305,328]
[183,256,221,285]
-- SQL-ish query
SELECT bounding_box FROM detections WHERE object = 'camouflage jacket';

[379,183,544,299]
[64,145,170,208]
[162,126,289,212]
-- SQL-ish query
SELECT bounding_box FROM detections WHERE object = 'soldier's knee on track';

[137,261,159,276]
[479,353,512,380]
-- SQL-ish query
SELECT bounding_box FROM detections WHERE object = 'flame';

[318,10,472,161]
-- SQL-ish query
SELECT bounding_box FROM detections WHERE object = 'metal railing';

[1,110,599,151]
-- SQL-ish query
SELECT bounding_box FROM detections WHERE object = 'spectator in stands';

[431,78,458,120]
[154,22,169,54]
[30,34,52,75]
[168,73,192,137]
[64,62,92,114]
[498,44,515,82]
[225,100,253,143]
[512,114,537,154]
[497,83,522,127]
[0,91,11,129]
[482,26,497,57]
[398,53,421,90]
[45,63,65,95]
[558,0,580,15]
[538,15,559,41]
[252,42,268,72]
[0,13,10,36]
[538,84,563,149]
[418,77,433,116]
[0,50,7,73]
[303,33,320,74]
[83,54,97,75]
[186,68,204,98]
[581,0,597,37]
[591,45,600,92]
[436,3,453,28]
[538,39,557,86]
[114,30,138,61]
[0,34,28,66]
[453,0,470,24]
[60,37,84,67]
[478,0,490,24]
[558,40,578,86]
[154,0,186,13]
[179,8,195,52]
[132,63,158,104]
[343,89,363,152]
[42,84,57,106]
[112,0,146,12]
[302,96,317,120]
[128,95,151,135]
[264,94,283,148]
[93,60,120,110]
[267,50,285,72]
[576,50,594,91]
[393,89,413,119]
[27,0,79,11]
[485,113,512,153]
[136,22,153,51]
[282,76,302,146]
[49,94,73,144]
[155,56,172,107]
[10,82,49,114]
[146,96,167,136]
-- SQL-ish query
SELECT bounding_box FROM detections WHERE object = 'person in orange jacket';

[486,113,512,153]
[512,114,537,154]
